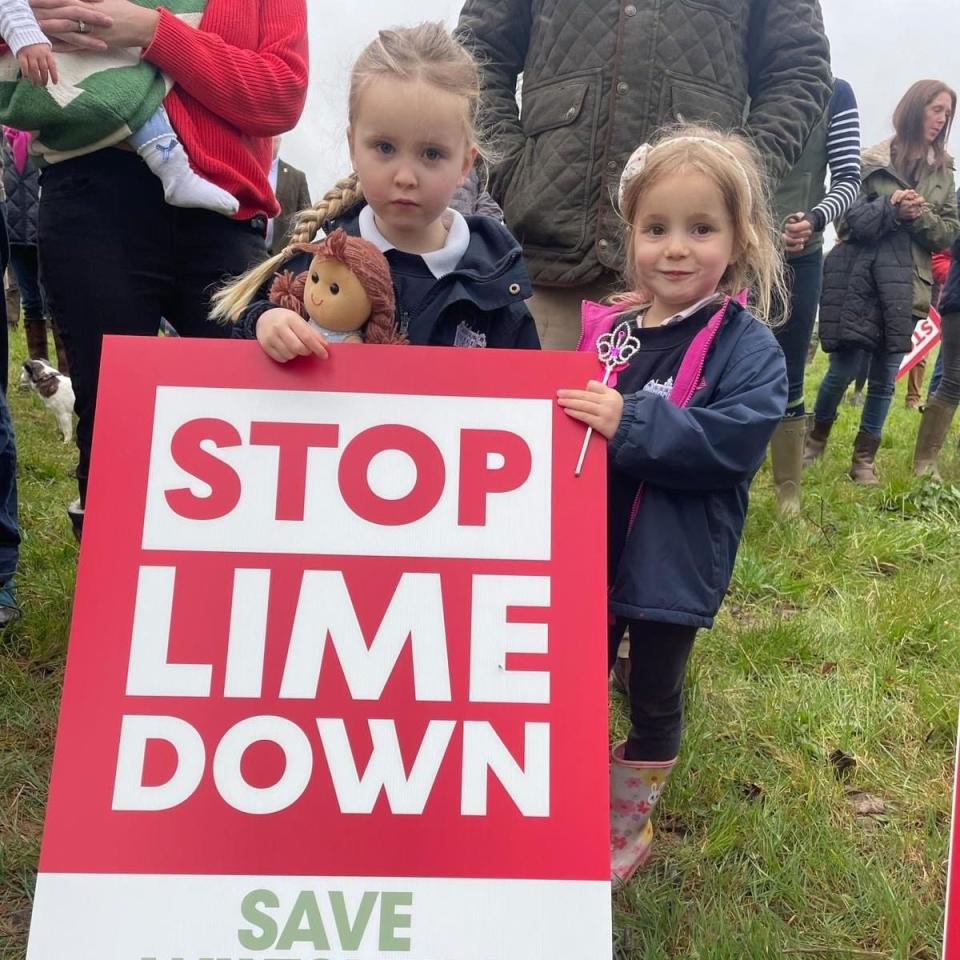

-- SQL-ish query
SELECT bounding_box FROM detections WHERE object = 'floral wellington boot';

[610,741,676,888]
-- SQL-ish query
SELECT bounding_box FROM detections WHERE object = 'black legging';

[931,310,960,404]
[608,618,697,762]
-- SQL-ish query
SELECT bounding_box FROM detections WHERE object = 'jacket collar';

[861,137,952,183]
[331,204,532,311]
[357,205,471,280]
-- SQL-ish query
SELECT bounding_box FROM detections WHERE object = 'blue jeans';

[775,250,823,416]
[127,104,176,149]
[813,347,906,438]
[8,243,44,317]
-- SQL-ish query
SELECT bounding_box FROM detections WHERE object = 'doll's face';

[302,255,372,333]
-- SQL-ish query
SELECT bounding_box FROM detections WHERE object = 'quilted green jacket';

[458,0,832,285]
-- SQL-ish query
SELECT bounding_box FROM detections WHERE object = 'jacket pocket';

[676,0,741,20]
[506,69,601,253]
[661,74,745,128]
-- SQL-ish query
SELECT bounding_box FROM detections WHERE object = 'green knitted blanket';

[0,0,205,163]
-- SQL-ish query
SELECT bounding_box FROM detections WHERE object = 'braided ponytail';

[212,22,486,326]
[209,174,366,324]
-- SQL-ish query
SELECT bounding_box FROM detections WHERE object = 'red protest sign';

[945,712,960,960]
[26,338,612,959]
[897,307,942,380]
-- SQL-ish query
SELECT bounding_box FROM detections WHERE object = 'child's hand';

[256,307,329,362]
[557,380,624,439]
[17,43,58,86]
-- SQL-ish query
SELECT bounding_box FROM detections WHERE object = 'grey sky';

[283,0,960,201]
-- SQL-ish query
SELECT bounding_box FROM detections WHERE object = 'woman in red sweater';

[28,0,308,537]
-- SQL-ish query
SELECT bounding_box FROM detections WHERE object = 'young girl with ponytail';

[212,22,539,359]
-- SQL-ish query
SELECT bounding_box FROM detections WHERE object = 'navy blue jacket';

[234,205,540,349]
[607,300,787,628]
[938,221,960,316]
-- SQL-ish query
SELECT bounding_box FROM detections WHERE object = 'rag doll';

[268,229,406,344]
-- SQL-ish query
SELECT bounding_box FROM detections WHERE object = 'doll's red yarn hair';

[268,229,405,344]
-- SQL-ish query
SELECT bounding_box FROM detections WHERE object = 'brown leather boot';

[849,431,881,485]
[769,417,805,515]
[802,417,834,467]
[905,359,926,410]
[23,313,49,361]
[912,396,958,479]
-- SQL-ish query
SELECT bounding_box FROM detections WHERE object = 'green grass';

[0,338,958,959]
[0,328,76,956]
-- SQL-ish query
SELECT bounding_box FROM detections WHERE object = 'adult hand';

[31,0,160,50]
[257,308,330,363]
[28,0,112,49]
[782,212,813,253]
[557,380,625,440]
[898,194,927,221]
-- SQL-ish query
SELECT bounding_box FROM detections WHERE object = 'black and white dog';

[22,359,75,443]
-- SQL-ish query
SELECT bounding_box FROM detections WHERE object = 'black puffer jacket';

[818,193,915,355]
[1,136,39,246]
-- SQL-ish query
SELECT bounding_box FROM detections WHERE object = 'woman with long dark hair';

[805,80,959,484]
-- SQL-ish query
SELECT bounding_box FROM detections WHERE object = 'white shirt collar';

[658,294,723,326]
[358,205,470,279]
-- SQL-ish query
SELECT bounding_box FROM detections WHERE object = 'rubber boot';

[849,431,881,485]
[23,312,48,361]
[610,742,675,889]
[802,417,834,467]
[51,321,70,376]
[769,417,805,515]
[912,396,958,480]
[905,359,926,410]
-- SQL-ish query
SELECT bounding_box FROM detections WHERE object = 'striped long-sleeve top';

[806,78,861,232]
[0,0,50,57]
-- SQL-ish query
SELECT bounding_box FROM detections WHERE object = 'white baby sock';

[137,134,240,217]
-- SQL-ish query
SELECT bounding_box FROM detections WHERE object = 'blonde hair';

[616,124,787,325]
[211,23,483,323]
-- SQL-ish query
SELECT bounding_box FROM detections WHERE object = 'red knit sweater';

[143,0,309,220]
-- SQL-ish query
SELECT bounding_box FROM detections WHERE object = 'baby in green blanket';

[0,0,238,215]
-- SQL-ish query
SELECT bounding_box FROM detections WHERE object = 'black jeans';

[608,618,697,762]
[0,213,20,584]
[774,250,823,416]
[931,311,960,405]
[38,149,266,503]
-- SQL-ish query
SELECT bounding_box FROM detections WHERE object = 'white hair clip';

[617,142,652,208]
[617,136,753,210]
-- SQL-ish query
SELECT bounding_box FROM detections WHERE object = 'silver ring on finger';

[77,18,89,34]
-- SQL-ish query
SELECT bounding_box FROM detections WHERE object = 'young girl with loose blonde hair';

[558,125,787,888]
[614,124,787,322]
[212,22,538,358]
